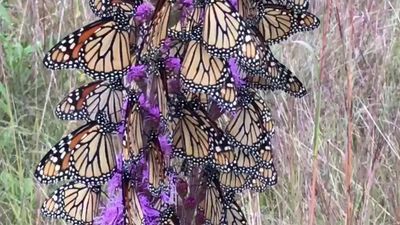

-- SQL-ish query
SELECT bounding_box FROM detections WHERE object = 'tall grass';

[0,0,399,225]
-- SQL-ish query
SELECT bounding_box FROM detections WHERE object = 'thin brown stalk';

[309,1,332,225]
[336,1,355,224]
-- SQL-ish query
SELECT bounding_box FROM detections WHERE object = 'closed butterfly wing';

[43,18,132,81]
[56,79,124,124]
[181,41,229,92]
[141,0,172,55]
[225,91,274,147]
[123,96,145,164]
[89,0,142,20]
[41,182,101,225]
[122,176,145,225]
[146,135,167,195]
[202,0,246,56]
[256,4,319,45]
[35,121,118,185]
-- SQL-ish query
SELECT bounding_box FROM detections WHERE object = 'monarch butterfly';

[236,29,268,73]
[213,146,259,174]
[213,78,238,110]
[122,174,145,225]
[256,140,275,168]
[35,119,118,186]
[43,18,134,81]
[55,79,125,124]
[218,169,251,191]
[146,134,167,195]
[150,70,169,121]
[168,98,231,164]
[168,6,202,41]
[180,41,238,109]
[248,164,278,192]
[287,0,309,12]
[220,192,248,225]
[41,181,101,225]
[241,46,307,97]
[122,94,145,164]
[197,167,248,224]
[185,92,210,109]
[225,90,274,147]
[181,40,229,92]
[255,3,320,45]
[158,207,181,225]
[201,0,246,57]
[140,0,172,56]
[89,0,142,18]
[237,0,257,19]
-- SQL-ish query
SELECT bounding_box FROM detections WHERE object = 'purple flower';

[158,135,172,156]
[179,0,193,8]
[167,79,181,94]
[138,94,161,124]
[160,38,173,54]
[138,93,150,109]
[138,194,160,223]
[148,106,161,122]
[117,123,126,139]
[176,178,188,198]
[228,0,238,10]
[95,192,124,225]
[228,58,245,87]
[165,57,181,74]
[107,172,122,194]
[127,65,147,83]
[140,157,149,187]
[184,196,197,209]
[135,2,155,23]
[195,211,206,225]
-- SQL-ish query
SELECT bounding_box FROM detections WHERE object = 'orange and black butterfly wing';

[140,0,172,56]
[122,175,145,225]
[43,18,131,81]
[55,79,124,124]
[122,96,145,164]
[35,122,118,185]
[147,136,167,195]
[55,81,103,121]
[202,0,247,57]
[41,181,101,225]
[89,0,142,18]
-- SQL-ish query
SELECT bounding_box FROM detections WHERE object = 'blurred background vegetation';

[0,0,399,224]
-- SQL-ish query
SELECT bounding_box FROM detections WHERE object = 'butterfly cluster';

[35,0,319,224]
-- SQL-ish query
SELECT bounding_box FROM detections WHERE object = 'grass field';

[0,0,399,224]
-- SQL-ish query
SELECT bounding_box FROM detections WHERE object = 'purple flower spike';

[195,211,206,225]
[127,65,147,83]
[135,2,155,23]
[95,192,124,225]
[184,196,197,209]
[139,194,160,219]
[165,57,181,74]
[158,135,172,156]
[228,0,238,10]
[179,0,193,8]
[117,123,126,139]
[139,93,150,109]
[107,172,122,194]
[148,106,161,121]
[167,79,181,94]
[160,38,173,54]
[176,178,188,198]
[228,58,245,87]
